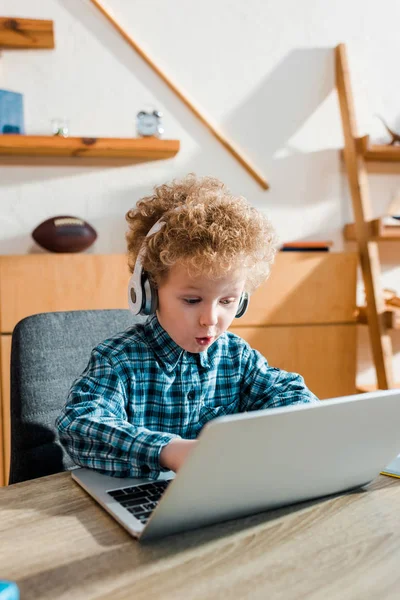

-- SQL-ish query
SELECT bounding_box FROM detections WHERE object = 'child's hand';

[159,439,197,472]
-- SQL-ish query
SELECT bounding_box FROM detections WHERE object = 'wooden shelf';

[0,17,54,49]
[336,44,397,390]
[0,135,180,164]
[356,306,400,330]
[357,382,400,393]
[344,218,400,241]
[356,135,400,163]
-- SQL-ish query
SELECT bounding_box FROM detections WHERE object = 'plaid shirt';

[56,315,319,479]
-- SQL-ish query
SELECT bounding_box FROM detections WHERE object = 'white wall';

[0,0,399,386]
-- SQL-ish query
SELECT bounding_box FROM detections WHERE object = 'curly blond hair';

[125,174,277,293]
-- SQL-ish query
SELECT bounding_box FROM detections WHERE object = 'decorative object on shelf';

[383,289,400,309]
[387,193,400,221]
[376,115,400,146]
[363,288,400,307]
[382,215,400,226]
[51,117,69,137]
[0,89,24,134]
[88,0,269,190]
[32,216,97,253]
[2,125,20,133]
[136,108,163,138]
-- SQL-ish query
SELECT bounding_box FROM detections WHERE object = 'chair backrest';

[9,309,144,484]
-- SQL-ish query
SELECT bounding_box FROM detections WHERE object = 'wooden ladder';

[335,43,399,390]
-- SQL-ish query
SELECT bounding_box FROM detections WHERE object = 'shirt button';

[187,390,195,400]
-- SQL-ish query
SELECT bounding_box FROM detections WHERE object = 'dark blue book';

[280,247,330,252]
[0,89,24,134]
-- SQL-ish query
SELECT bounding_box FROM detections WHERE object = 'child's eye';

[183,298,201,305]
[220,299,235,305]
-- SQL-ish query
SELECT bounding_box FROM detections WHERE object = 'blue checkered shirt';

[56,315,319,479]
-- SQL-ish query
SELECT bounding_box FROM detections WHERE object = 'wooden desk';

[0,472,399,599]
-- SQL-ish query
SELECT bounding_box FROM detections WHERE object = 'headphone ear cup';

[128,271,143,316]
[142,277,158,315]
[127,218,165,316]
[128,270,158,316]
[235,292,249,319]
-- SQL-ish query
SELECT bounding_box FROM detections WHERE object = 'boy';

[56,174,318,479]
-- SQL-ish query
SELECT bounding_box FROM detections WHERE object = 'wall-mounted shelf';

[357,305,400,330]
[0,18,181,165]
[0,17,54,49]
[336,43,398,390]
[357,382,400,393]
[356,135,400,163]
[344,218,400,241]
[0,135,180,164]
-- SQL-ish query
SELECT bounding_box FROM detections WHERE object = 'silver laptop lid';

[73,390,400,541]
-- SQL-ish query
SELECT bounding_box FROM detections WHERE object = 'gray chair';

[9,309,144,484]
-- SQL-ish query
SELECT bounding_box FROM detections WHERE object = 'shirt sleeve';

[56,349,180,479]
[239,345,319,411]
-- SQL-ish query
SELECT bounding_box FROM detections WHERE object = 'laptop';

[72,390,400,541]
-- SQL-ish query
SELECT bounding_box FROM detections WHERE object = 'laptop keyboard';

[107,479,172,524]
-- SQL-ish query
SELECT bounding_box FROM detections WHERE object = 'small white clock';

[136,109,164,137]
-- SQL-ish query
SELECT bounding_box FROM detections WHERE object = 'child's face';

[156,263,246,353]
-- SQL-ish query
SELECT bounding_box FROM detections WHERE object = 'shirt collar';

[144,315,210,371]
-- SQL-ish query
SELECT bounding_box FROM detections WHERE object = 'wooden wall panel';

[0,254,131,485]
[0,254,129,333]
[240,252,358,326]
[229,325,358,400]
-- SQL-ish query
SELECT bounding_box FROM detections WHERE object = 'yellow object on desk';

[381,455,400,478]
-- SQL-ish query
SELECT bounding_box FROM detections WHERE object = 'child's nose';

[199,306,218,327]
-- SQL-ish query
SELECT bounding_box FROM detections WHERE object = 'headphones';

[128,218,249,318]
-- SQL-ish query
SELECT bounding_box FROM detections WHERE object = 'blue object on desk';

[0,582,19,600]
[0,89,25,135]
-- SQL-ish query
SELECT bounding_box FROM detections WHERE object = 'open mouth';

[195,336,214,346]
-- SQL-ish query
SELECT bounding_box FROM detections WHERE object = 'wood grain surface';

[1,472,400,599]
[0,17,54,49]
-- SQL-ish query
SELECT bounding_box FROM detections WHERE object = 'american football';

[32,216,97,253]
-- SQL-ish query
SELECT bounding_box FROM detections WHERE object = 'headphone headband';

[128,218,165,316]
